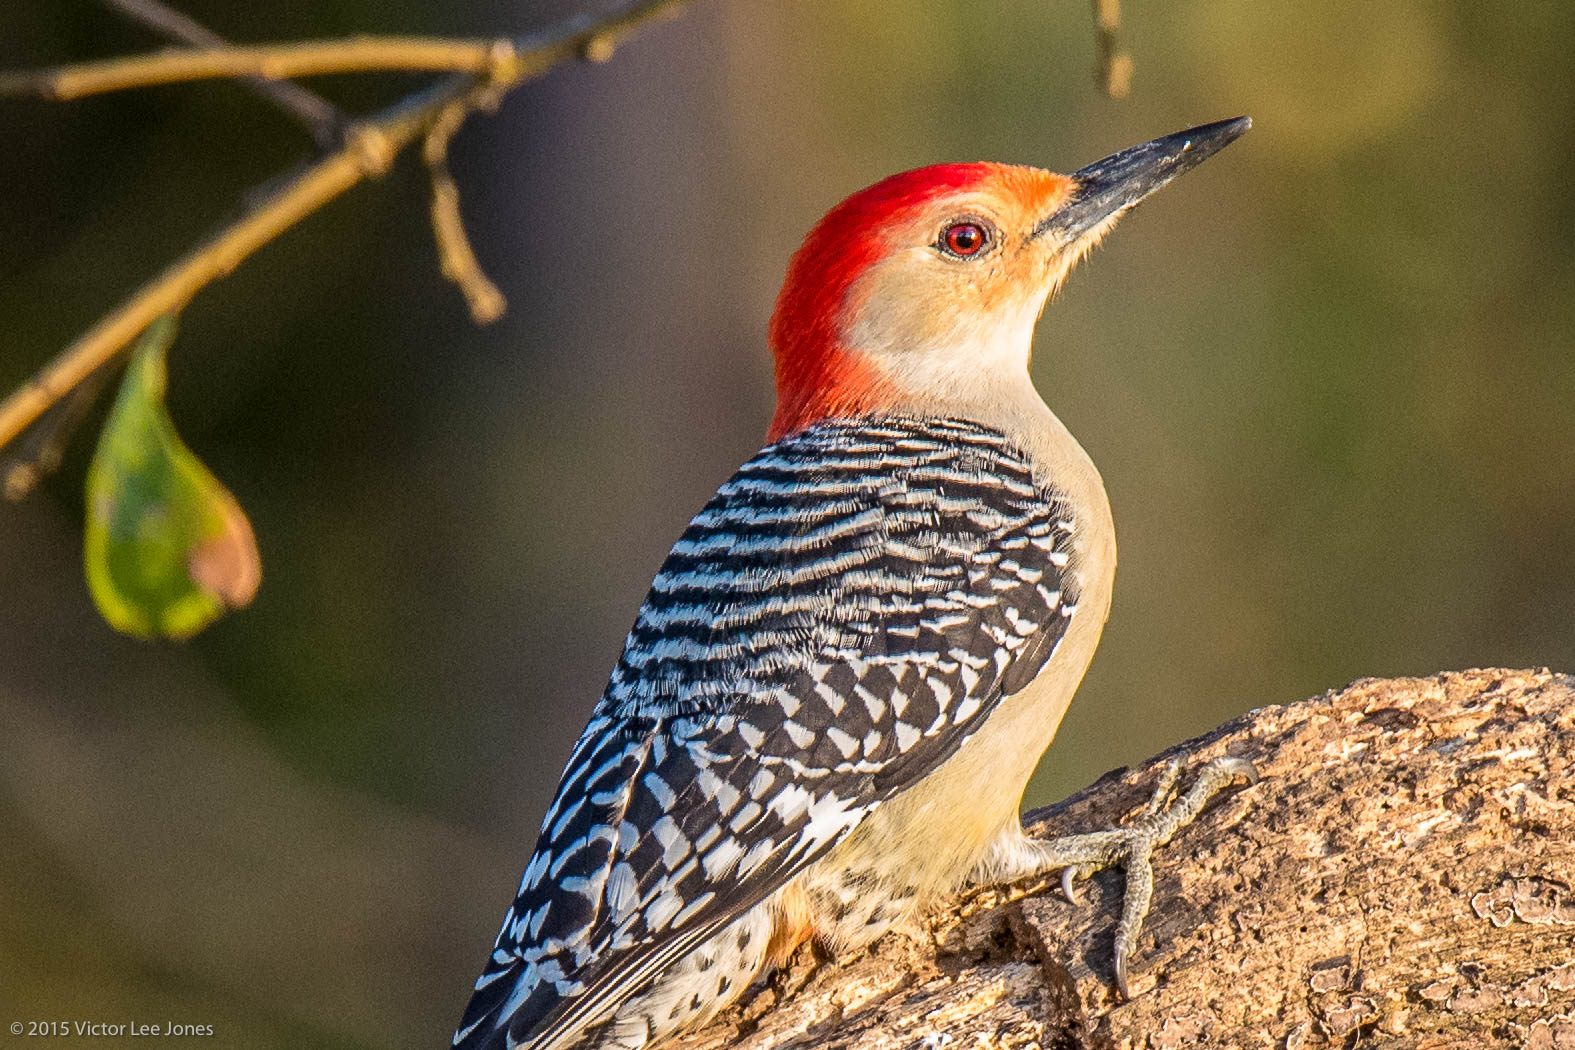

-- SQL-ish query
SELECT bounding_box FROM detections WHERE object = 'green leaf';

[84,316,260,640]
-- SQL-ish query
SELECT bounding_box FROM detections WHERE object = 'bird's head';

[767,117,1250,440]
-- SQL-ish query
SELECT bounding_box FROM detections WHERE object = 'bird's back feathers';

[454,415,1077,1050]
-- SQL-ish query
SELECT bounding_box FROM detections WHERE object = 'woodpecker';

[454,117,1255,1050]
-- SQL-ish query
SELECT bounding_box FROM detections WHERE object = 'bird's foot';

[983,755,1257,999]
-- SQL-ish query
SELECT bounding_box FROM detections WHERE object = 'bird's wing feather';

[454,416,1078,1050]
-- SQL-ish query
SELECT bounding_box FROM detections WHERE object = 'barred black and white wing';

[454,416,1079,1050]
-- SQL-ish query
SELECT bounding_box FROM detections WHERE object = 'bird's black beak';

[1034,116,1251,244]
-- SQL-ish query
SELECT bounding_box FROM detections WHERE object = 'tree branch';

[424,93,508,324]
[0,0,696,472]
[1091,0,1132,99]
[0,37,511,100]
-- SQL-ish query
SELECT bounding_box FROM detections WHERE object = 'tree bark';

[684,668,1575,1050]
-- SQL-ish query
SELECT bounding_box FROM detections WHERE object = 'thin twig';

[424,96,508,324]
[1091,0,1132,99]
[0,37,512,100]
[0,0,697,457]
[101,0,346,145]
[1,366,117,500]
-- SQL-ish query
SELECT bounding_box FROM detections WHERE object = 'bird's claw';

[1039,754,1257,1000]
[1060,865,1084,904]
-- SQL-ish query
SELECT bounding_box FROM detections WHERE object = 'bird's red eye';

[941,222,988,257]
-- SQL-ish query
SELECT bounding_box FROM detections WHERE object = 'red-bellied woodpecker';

[454,117,1256,1050]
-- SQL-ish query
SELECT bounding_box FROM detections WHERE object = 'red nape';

[766,163,1013,441]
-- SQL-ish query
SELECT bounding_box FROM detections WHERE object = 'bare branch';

[101,0,346,144]
[1,367,117,500]
[0,117,416,476]
[1091,0,1132,99]
[424,95,508,325]
[0,37,510,100]
[0,0,698,458]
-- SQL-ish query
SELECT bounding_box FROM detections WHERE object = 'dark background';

[2,1,1572,1046]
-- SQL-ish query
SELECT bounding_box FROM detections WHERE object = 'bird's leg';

[974,755,1257,999]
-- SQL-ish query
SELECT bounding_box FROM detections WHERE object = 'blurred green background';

[2,0,1572,1046]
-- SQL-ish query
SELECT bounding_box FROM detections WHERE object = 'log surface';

[683,668,1575,1050]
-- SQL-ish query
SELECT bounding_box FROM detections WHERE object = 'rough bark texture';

[682,668,1575,1050]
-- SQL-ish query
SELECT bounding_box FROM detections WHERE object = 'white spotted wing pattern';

[454,416,1077,1050]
